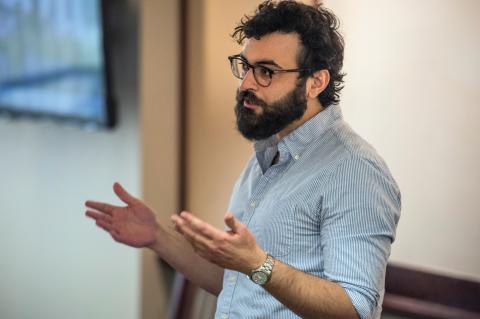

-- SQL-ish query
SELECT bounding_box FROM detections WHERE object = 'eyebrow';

[239,53,282,69]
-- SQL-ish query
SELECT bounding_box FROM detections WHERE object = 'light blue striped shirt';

[215,104,401,319]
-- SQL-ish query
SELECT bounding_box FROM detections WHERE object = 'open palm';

[85,183,159,248]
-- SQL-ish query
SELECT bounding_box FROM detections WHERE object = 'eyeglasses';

[228,54,311,87]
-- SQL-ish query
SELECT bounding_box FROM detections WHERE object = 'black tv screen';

[0,0,116,128]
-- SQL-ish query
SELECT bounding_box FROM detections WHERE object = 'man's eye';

[240,62,249,71]
[258,66,273,77]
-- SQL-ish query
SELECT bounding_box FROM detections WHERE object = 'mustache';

[236,90,267,107]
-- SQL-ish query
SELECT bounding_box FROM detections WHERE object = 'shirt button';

[221,313,229,319]
[250,201,256,208]
[294,154,300,160]
[228,275,236,283]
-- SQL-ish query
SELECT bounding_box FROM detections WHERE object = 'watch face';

[251,271,268,285]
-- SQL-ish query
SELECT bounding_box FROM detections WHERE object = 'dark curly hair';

[232,0,345,107]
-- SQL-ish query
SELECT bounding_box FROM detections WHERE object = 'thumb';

[113,182,139,205]
[224,212,239,233]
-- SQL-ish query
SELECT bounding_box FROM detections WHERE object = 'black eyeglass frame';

[228,54,312,87]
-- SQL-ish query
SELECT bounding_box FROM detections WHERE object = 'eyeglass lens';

[231,58,271,86]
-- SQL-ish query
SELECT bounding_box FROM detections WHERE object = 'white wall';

[326,0,480,280]
[0,2,141,318]
[0,111,140,319]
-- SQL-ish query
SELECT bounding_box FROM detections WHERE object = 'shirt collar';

[253,104,343,168]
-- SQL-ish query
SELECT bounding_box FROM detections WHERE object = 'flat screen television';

[0,0,116,129]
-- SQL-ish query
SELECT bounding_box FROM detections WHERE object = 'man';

[85,1,401,318]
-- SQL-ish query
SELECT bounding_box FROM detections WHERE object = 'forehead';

[241,32,301,68]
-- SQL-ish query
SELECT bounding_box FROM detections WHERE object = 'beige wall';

[185,0,480,283]
[182,1,262,316]
[139,0,180,319]
[326,0,480,280]
[186,0,258,227]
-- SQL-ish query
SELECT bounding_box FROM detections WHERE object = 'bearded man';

[86,1,401,318]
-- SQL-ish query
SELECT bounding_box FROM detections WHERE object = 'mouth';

[243,99,260,110]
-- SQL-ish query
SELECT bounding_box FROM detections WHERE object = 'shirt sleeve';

[320,155,401,319]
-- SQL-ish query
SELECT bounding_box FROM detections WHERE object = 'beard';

[234,82,308,141]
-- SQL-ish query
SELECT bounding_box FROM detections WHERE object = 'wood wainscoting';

[383,264,480,319]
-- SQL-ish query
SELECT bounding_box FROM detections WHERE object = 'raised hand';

[171,211,266,274]
[85,183,159,248]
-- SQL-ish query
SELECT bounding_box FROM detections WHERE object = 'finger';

[85,200,117,215]
[175,215,211,247]
[110,229,122,242]
[113,182,140,206]
[224,212,239,233]
[179,211,222,239]
[96,219,113,231]
[171,215,184,234]
[85,210,113,223]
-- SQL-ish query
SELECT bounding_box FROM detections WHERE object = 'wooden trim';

[383,293,480,319]
[178,0,188,212]
[170,0,189,318]
[384,264,480,319]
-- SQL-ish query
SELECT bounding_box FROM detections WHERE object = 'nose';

[239,68,258,91]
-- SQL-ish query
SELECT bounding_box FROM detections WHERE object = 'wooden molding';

[384,264,480,319]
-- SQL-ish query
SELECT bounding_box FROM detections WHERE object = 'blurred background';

[0,0,479,319]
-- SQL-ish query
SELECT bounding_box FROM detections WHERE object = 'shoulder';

[307,120,401,210]
[306,120,394,180]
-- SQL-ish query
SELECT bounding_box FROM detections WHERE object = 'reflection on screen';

[0,0,107,125]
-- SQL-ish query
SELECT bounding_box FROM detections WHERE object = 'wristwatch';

[249,254,275,285]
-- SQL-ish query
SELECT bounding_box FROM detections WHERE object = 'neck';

[276,100,324,140]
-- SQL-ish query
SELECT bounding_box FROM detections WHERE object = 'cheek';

[254,107,264,115]
[265,76,300,102]
[256,87,282,105]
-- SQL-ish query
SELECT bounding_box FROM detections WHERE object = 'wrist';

[146,221,164,252]
[242,248,267,274]
[248,253,275,286]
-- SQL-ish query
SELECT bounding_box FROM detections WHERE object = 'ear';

[306,69,330,99]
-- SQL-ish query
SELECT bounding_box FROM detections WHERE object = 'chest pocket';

[250,202,296,258]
